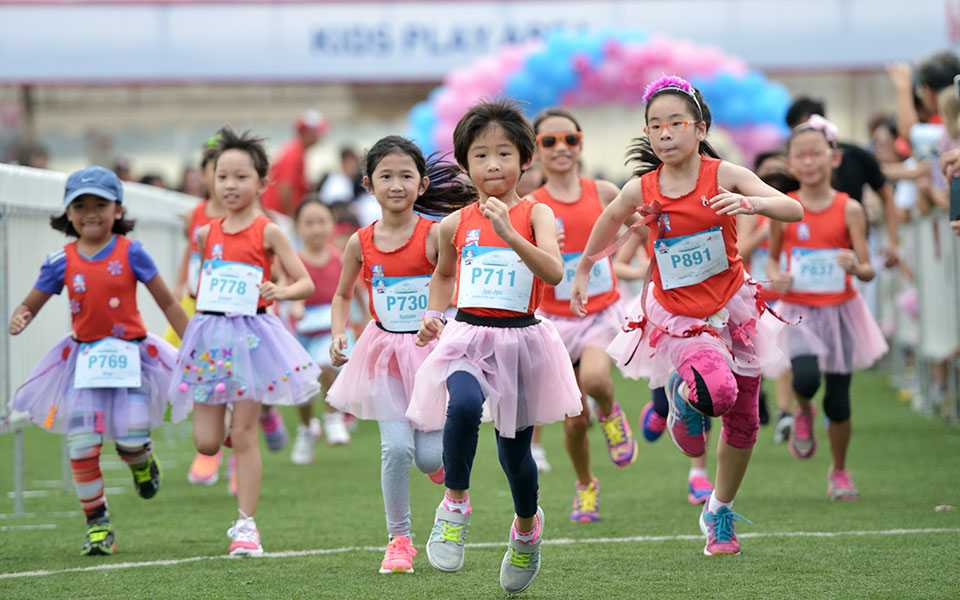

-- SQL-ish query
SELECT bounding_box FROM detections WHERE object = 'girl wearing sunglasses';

[571,76,802,556]
[528,108,638,524]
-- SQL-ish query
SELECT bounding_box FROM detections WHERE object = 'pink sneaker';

[687,474,714,505]
[379,535,418,573]
[227,517,263,556]
[226,453,237,497]
[789,406,817,460]
[570,478,600,523]
[828,469,860,501]
[639,400,667,442]
[259,407,288,452]
[666,372,706,457]
[598,401,639,466]
[428,465,445,485]
[187,450,221,485]
[699,504,751,556]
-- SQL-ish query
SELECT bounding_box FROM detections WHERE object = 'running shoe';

[639,400,667,442]
[187,450,221,485]
[828,469,860,501]
[666,371,706,457]
[699,504,751,556]
[260,407,288,452]
[290,418,321,465]
[789,406,817,459]
[324,411,351,446]
[687,474,714,505]
[130,454,161,499]
[227,516,263,557]
[531,443,552,474]
[500,506,544,594]
[773,411,793,445]
[570,478,600,522]
[379,535,418,574]
[426,503,470,572]
[598,401,639,466]
[227,453,237,497]
[80,522,116,556]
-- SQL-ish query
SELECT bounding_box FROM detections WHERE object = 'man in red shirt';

[261,111,329,217]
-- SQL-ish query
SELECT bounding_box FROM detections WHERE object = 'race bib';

[653,227,729,290]
[187,252,202,296]
[296,303,333,334]
[74,338,142,389]
[554,252,614,300]
[371,275,431,332]
[790,248,847,293]
[195,259,263,316]
[457,246,534,312]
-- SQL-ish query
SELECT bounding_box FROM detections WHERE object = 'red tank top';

[301,247,342,307]
[188,200,214,254]
[781,191,856,307]
[203,216,273,309]
[532,178,620,316]
[454,199,545,318]
[359,215,435,324]
[64,236,147,342]
[642,156,745,319]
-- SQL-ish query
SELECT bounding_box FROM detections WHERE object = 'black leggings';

[790,355,852,422]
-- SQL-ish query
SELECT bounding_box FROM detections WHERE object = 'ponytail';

[415,153,478,218]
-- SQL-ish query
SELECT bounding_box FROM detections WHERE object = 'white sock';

[707,492,732,514]
[689,467,708,480]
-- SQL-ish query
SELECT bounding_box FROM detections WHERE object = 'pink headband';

[796,114,838,144]
[642,75,703,119]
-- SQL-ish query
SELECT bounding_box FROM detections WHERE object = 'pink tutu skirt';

[607,279,784,388]
[538,300,626,363]
[406,317,581,438]
[169,313,320,406]
[767,294,888,376]
[11,333,186,439]
[327,320,436,424]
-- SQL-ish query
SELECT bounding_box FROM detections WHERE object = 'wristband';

[424,310,447,325]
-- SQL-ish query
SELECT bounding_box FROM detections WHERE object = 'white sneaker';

[324,412,351,446]
[290,419,321,465]
[227,517,264,557]
[531,443,551,474]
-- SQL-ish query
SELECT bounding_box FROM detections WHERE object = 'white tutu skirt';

[327,321,436,424]
[767,294,888,376]
[406,317,582,438]
[607,280,784,388]
[169,313,321,406]
[11,333,186,439]
[538,300,626,363]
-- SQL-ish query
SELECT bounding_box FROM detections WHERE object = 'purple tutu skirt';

[327,321,436,424]
[169,313,320,406]
[607,279,784,388]
[406,317,581,438]
[767,294,888,376]
[538,300,626,363]
[11,333,185,439]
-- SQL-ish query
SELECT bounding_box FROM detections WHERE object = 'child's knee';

[678,349,738,417]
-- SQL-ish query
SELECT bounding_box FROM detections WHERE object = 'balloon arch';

[406,30,791,166]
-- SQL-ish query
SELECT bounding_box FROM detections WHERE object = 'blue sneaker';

[639,400,666,442]
[699,504,752,556]
[666,372,706,457]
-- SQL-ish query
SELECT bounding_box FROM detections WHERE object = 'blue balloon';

[408,101,437,132]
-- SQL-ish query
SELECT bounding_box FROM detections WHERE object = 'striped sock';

[68,433,108,524]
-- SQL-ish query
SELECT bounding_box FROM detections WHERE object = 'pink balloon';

[432,121,456,154]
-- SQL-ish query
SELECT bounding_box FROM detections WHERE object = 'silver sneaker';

[500,507,544,594]
[426,503,470,572]
[773,411,793,445]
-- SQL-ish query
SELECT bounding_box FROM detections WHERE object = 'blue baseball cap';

[64,166,123,206]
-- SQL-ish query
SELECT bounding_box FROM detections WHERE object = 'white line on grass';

[1,527,957,580]
[0,524,56,532]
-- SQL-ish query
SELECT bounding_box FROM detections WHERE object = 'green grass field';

[1,371,958,599]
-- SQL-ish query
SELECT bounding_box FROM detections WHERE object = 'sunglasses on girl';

[537,131,582,149]
[642,120,696,136]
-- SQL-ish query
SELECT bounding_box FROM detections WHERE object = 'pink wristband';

[424,310,447,324]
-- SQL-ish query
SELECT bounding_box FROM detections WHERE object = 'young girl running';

[168,127,321,556]
[326,135,475,574]
[528,108,638,523]
[572,76,803,556]
[9,166,190,555]
[406,100,581,593]
[767,116,888,500]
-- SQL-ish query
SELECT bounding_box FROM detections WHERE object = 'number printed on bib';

[458,246,534,312]
[74,337,142,389]
[296,303,334,334]
[653,226,729,290]
[187,252,202,296]
[195,259,263,316]
[555,252,614,300]
[371,275,431,332]
[790,247,846,293]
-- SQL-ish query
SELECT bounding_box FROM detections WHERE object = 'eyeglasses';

[537,131,582,149]
[643,120,696,136]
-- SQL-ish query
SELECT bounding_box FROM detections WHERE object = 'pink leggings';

[677,349,760,449]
